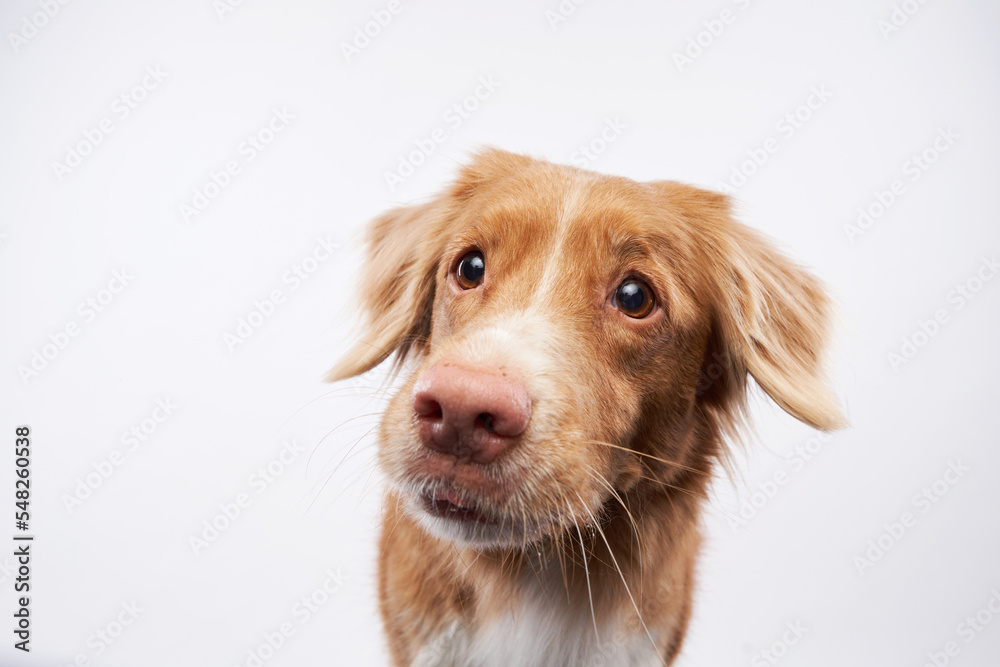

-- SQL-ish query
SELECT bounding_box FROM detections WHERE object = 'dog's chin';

[399,484,554,551]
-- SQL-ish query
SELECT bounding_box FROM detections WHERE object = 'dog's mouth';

[405,480,559,549]
[398,454,584,548]
[421,487,496,525]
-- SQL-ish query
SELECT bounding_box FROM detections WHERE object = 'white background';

[1,1,999,666]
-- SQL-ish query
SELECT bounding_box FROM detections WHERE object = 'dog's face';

[330,149,842,550]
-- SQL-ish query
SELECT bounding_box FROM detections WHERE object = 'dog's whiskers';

[567,497,600,645]
[583,439,705,476]
[575,490,665,666]
[274,382,395,436]
[305,411,382,476]
[632,472,710,502]
[300,423,380,514]
[584,465,645,582]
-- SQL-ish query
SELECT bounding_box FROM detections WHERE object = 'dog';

[328,148,844,666]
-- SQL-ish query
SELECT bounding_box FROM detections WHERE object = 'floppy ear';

[325,201,445,382]
[717,221,845,430]
[326,147,534,382]
[657,182,845,431]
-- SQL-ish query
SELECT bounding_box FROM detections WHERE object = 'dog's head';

[330,148,843,550]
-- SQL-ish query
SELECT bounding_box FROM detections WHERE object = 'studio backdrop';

[1,1,998,666]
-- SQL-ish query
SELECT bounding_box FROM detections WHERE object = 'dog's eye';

[455,251,486,290]
[614,279,654,318]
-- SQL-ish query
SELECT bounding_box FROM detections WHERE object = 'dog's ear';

[656,182,845,431]
[325,201,446,382]
[716,221,845,430]
[327,148,533,382]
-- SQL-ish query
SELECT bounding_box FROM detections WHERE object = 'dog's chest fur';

[411,575,661,667]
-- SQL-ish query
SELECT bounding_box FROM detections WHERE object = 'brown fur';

[329,148,844,665]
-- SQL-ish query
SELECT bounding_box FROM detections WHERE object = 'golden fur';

[329,148,843,665]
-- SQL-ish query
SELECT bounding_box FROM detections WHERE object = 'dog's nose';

[411,363,531,464]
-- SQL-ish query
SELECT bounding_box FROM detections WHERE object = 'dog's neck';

[381,411,722,666]
[383,473,710,666]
